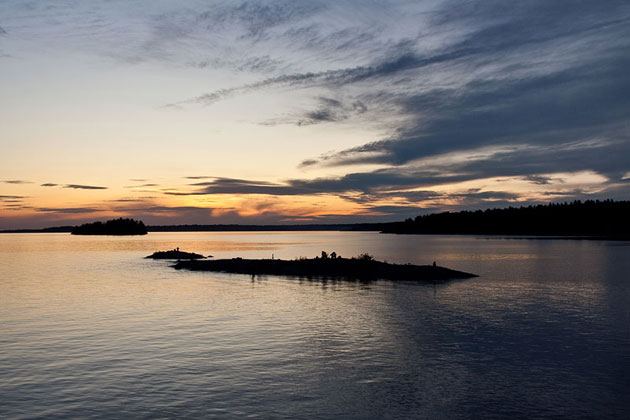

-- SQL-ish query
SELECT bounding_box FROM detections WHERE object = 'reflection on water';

[1,232,629,419]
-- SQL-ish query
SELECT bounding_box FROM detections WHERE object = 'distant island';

[381,200,630,237]
[170,251,477,282]
[146,248,206,259]
[71,218,147,235]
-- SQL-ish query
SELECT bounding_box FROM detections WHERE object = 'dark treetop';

[71,218,147,235]
[171,252,477,282]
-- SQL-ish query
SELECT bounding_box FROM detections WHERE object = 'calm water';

[1,232,629,419]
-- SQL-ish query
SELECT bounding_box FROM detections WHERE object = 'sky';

[1,0,629,229]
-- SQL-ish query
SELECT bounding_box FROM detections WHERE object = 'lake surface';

[1,232,629,419]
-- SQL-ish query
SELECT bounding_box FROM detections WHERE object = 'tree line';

[380,200,630,237]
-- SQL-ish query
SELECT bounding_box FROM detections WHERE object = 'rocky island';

[170,252,477,282]
[146,248,206,260]
[72,218,147,235]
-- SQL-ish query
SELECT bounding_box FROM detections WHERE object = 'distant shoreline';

[2,200,628,238]
[0,223,383,234]
[1,226,627,240]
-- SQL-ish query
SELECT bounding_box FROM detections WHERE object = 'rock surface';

[172,255,477,282]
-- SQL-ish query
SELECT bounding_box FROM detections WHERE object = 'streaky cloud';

[3,180,32,184]
[124,183,158,188]
[63,184,108,190]
[158,139,630,211]
[36,207,104,214]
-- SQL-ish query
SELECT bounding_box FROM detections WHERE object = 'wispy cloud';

[177,49,458,107]
[262,96,368,126]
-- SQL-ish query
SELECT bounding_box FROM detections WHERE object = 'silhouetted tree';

[72,218,147,235]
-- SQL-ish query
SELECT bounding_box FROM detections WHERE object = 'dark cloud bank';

[175,0,630,208]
